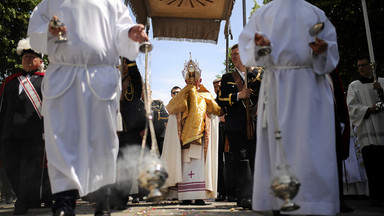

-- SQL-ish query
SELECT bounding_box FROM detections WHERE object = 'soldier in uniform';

[110,58,146,209]
[216,43,262,209]
[148,98,168,155]
[0,38,52,215]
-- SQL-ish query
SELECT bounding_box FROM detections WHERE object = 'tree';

[307,0,384,89]
[228,0,384,90]
[0,0,41,82]
[220,0,263,76]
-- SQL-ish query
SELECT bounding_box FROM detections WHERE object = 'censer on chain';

[263,52,300,212]
[136,41,168,202]
[270,131,301,211]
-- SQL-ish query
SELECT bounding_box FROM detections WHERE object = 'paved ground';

[0,196,383,216]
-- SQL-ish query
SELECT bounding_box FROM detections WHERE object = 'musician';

[148,98,168,155]
[347,57,384,207]
[216,43,261,209]
[0,38,52,215]
[110,58,146,209]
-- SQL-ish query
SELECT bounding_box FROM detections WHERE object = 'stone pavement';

[0,197,383,216]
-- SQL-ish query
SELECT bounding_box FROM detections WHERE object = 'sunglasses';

[171,91,180,95]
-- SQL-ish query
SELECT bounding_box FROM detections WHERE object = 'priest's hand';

[254,33,270,47]
[48,16,66,37]
[129,24,149,43]
[369,104,382,114]
[373,81,383,91]
[309,38,328,55]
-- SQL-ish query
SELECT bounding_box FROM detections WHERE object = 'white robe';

[161,115,218,200]
[347,78,384,148]
[342,125,368,196]
[239,0,340,215]
[27,0,139,196]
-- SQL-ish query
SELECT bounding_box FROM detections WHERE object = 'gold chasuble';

[166,84,221,154]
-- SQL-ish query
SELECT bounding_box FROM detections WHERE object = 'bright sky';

[131,0,264,104]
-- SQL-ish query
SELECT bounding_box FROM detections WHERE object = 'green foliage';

[307,0,384,89]
[222,0,384,90]
[221,0,263,76]
[0,0,41,81]
[250,0,261,17]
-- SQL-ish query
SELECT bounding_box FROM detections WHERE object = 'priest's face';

[357,59,373,78]
[22,53,42,72]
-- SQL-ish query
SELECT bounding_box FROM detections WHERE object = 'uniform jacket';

[0,72,44,140]
[216,68,261,133]
[151,99,168,139]
[120,64,146,134]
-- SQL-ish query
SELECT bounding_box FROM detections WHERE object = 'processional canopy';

[127,0,235,44]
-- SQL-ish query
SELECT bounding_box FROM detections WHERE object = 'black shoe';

[194,199,206,205]
[238,199,252,209]
[94,208,110,216]
[44,200,53,208]
[53,205,76,216]
[13,207,28,215]
[272,210,290,216]
[215,194,226,201]
[109,195,127,210]
[54,209,68,216]
[94,187,111,216]
[13,200,29,215]
[131,197,140,204]
[6,197,14,204]
[340,200,354,213]
[227,196,237,202]
[95,203,111,216]
[371,200,384,207]
[29,202,42,209]
[94,200,111,216]
[52,190,78,216]
[181,200,192,205]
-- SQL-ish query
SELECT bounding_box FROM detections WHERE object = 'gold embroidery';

[124,80,134,101]
[167,84,221,147]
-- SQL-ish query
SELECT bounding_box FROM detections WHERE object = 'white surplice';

[27,0,140,196]
[342,125,368,195]
[161,115,218,200]
[239,0,340,215]
[347,78,384,148]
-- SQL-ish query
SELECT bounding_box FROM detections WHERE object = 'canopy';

[127,0,236,44]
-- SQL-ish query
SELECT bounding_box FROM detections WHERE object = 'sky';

[131,0,264,104]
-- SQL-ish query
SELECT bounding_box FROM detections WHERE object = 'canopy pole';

[242,0,246,27]
[226,35,229,74]
[361,0,375,65]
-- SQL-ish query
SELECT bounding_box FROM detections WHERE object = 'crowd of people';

[0,0,383,216]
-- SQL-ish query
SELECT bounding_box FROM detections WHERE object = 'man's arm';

[216,74,239,109]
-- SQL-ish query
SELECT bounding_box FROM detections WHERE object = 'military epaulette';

[127,62,136,67]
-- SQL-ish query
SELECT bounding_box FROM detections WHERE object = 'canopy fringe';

[154,37,217,45]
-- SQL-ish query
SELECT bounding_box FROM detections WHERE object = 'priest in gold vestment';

[161,56,221,204]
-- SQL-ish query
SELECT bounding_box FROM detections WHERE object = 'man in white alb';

[347,57,384,207]
[239,0,340,215]
[27,1,148,215]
